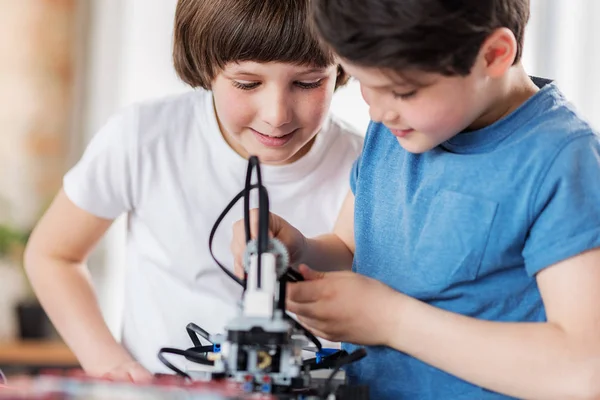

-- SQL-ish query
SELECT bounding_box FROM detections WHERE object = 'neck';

[468,64,539,131]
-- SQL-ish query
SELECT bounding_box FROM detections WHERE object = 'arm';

[24,190,151,381]
[301,190,355,272]
[382,248,600,399]
[232,190,356,274]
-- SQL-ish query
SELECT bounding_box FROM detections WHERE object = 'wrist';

[380,290,409,349]
[296,233,310,266]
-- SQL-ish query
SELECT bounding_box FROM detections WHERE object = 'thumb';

[298,264,325,281]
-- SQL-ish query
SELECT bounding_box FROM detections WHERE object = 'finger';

[287,280,325,304]
[234,259,245,278]
[102,370,127,382]
[269,212,282,236]
[287,300,320,319]
[288,298,336,322]
[248,210,276,238]
[298,264,325,281]
[296,316,336,342]
[129,366,154,383]
[231,220,246,248]
[248,208,260,240]
[231,222,247,261]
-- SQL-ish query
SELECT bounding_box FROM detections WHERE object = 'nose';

[368,100,401,126]
[361,84,400,124]
[261,87,293,128]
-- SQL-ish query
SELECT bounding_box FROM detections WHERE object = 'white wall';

[82,0,600,336]
[116,0,189,107]
[524,0,600,128]
[79,0,127,338]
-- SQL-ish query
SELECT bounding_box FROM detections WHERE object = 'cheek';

[409,99,469,134]
[213,88,254,133]
[359,85,370,104]
[296,86,334,129]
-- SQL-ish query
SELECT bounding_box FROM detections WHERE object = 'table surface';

[0,340,78,367]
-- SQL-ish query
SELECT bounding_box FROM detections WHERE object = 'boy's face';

[212,61,338,165]
[340,61,491,154]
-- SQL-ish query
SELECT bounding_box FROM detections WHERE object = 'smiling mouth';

[389,128,414,138]
[252,128,296,138]
[251,128,297,147]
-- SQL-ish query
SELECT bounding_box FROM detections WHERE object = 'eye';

[295,80,323,90]
[232,81,260,91]
[392,90,418,100]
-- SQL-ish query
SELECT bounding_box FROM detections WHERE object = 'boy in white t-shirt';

[23,0,363,381]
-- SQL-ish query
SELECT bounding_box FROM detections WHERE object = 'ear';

[334,65,350,90]
[478,27,518,78]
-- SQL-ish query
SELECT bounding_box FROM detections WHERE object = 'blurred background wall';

[0,0,84,340]
[0,0,598,342]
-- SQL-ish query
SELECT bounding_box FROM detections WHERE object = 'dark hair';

[312,0,530,76]
[173,0,348,89]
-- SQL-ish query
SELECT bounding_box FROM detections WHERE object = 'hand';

[231,209,307,278]
[99,360,154,383]
[287,265,402,346]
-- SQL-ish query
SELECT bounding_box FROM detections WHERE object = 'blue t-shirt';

[344,79,600,399]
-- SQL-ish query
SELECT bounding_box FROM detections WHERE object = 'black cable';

[158,347,215,379]
[186,322,212,347]
[208,157,322,352]
[243,157,257,244]
[278,274,288,312]
[208,184,259,287]
[243,156,269,290]
[285,267,304,282]
[257,185,270,289]
[186,345,215,354]
[320,348,367,397]
[243,157,259,288]
[208,157,269,289]
[158,348,191,379]
[285,313,322,351]
[303,350,348,370]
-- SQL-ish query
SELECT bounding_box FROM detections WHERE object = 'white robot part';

[243,252,277,318]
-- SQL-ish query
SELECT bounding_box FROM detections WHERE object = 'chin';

[395,137,437,154]
[251,150,293,165]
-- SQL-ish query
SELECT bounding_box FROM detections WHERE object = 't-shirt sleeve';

[523,133,600,276]
[63,109,138,219]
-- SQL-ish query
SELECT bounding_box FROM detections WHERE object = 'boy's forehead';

[340,60,437,88]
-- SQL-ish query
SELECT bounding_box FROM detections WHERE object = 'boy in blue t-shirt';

[231,0,600,398]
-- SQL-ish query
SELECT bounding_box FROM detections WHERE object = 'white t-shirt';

[63,89,363,372]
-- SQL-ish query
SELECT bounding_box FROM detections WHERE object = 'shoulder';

[125,89,213,147]
[515,83,597,157]
[81,90,216,165]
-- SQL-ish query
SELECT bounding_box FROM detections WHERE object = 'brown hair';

[313,0,530,76]
[173,0,348,89]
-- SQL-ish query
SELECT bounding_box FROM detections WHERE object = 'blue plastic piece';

[213,343,221,353]
[261,383,272,393]
[316,348,339,364]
